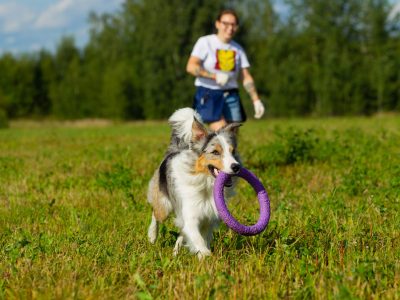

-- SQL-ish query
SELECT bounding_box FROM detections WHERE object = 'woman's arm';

[241,68,265,119]
[186,56,216,80]
[241,68,260,102]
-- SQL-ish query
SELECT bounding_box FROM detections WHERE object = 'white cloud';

[30,43,42,52]
[0,3,35,33]
[389,2,400,20]
[34,0,75,29]
[33,0,123,30]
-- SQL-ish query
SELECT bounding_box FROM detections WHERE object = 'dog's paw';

[197,249,211,260]
[148,229,157,244]
[173,236,184,256]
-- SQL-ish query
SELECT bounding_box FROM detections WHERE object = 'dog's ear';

[222,123,242,135]
[191,117,208,142]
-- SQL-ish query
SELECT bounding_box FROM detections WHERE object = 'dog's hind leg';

[147,195,172,244]
[147,171,172,244]
[173,235,184,256]
[148,212,158,244]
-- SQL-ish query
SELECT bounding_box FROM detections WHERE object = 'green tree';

[33,50,55,116]
[0,53,36,117]
[118,0,225,119]
[361,0,397,112]
[50,36,84,118]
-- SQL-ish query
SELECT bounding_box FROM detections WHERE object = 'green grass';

[0,116,399,299]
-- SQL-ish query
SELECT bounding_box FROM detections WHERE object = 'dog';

[147,108,241,258]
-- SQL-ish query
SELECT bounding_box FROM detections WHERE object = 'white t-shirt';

[190,34,250,90]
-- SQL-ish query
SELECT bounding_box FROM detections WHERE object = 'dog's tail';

[167,108,203,151]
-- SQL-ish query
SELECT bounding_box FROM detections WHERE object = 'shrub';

[0,109,9,129]
[277,128,320,164]
[247,127,321,169]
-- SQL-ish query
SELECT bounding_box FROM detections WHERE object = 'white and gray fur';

[147,108,241,259]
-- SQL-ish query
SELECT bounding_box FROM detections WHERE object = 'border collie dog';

[147,108,241,258]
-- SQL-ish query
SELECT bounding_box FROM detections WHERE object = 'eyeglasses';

[220,21,238,29]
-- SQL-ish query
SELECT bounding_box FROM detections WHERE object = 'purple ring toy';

[213,167,270,236]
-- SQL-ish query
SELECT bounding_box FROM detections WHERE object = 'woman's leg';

[222,91,245,123]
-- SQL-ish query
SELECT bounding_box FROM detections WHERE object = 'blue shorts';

[193,86,246,123]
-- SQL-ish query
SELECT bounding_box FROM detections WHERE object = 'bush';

[0,109,9,129]
[246,127,321,169]
[277,128,320,164]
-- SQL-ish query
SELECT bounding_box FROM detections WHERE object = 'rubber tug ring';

[213,167,271,236]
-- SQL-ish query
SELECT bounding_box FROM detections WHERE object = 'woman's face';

[215,13,238,42]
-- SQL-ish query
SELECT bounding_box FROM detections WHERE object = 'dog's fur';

[147,108,241,258]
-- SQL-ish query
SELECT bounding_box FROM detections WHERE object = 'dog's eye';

[211,150,220,155]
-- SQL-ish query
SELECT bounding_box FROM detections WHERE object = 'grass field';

[0,116,399,299]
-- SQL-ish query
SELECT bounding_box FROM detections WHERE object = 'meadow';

[0,116,399,299]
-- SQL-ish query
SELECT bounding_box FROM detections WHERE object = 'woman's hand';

[253,100,265,119]
[215,73,229,86]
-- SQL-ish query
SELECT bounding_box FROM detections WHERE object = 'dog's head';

[191,118,241,184]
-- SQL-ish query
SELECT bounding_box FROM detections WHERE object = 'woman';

[186,8,265,131]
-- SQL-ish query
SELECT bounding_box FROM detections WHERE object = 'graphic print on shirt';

[215,49,236,72]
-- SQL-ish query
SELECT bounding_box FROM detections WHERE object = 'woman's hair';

[216,8,239,25]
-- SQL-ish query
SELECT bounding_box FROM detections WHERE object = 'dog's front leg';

[182,221,211,259]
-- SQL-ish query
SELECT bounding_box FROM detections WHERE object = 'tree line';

[0,0,399,121]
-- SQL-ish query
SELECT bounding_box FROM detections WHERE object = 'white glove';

[215,73,229,86]
[253,100,265,119]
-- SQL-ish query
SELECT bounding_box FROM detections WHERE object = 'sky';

[0,0,399,55]
[0,0,123,55]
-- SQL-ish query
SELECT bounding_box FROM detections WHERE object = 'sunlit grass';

[0,116,399,299]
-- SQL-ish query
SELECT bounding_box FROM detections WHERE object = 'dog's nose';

[231,163,241,174]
